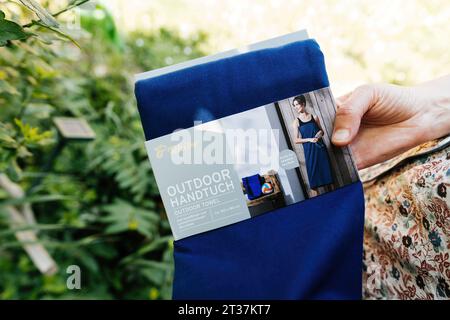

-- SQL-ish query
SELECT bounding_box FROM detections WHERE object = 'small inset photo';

[276,87,359,198]
[223,87,359,217]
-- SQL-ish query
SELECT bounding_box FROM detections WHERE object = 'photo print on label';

[145,87,359,239]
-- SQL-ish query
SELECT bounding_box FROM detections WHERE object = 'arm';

[292,119,313,144]
[313,115,324,140]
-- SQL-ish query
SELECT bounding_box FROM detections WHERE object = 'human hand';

[331,75,450,169]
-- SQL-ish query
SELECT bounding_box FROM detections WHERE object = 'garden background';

[0,0,449,299]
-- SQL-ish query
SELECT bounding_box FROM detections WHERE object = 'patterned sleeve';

[362,136,450,300]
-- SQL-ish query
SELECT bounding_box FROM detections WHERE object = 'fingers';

[332,85,376,146]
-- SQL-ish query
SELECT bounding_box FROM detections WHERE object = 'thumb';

[332,85,375,146]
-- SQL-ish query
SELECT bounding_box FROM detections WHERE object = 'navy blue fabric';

[173,182,364,299]
[135,39,365,299]
[298,117,333,189]
[242,174,264,200]
[135,39,329,140]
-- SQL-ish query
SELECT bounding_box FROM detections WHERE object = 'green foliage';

[80,3,123,50]
[18,0,59,28]
[101,198,159,238]
[0,10,29,45]
[0,1,206,299]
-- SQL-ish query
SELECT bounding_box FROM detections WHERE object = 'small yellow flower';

[109,136,121,145]
[128,218,138,230]
[149,287,159,300]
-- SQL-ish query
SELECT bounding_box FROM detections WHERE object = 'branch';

[22,0,90,28]
[0,174,58,275]
[6,206,58,275]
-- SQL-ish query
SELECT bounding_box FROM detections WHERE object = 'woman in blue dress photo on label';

[292,95,334,196]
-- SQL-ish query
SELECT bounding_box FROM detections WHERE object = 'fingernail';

[333,129,350,142]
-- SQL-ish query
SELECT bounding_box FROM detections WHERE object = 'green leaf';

[0,194,73,207]
[101,199,159,237]
[140,268,165,286]
[34,21,80,48]
[120,236,173,265]
[133,260,172,271]
[104,221,128,234]
[0,10,29,46]
[19,0,59,28]
[6,158,22,181]
[134,260,172,286]
[14,118,53,145]
[0,223,73,237]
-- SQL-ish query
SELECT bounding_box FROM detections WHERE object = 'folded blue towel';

[242,174,264,200]
[135,39,365,299]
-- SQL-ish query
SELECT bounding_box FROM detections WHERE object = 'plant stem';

[22,0,90,28]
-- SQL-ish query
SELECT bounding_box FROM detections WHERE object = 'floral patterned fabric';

[360,136,450,299]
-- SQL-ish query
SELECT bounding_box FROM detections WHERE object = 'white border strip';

[134,30,309,82]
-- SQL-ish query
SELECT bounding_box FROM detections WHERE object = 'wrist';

[425,103,450,139]
[417,79,450,142]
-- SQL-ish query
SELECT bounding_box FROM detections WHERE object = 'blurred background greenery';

[0,0,448,299]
